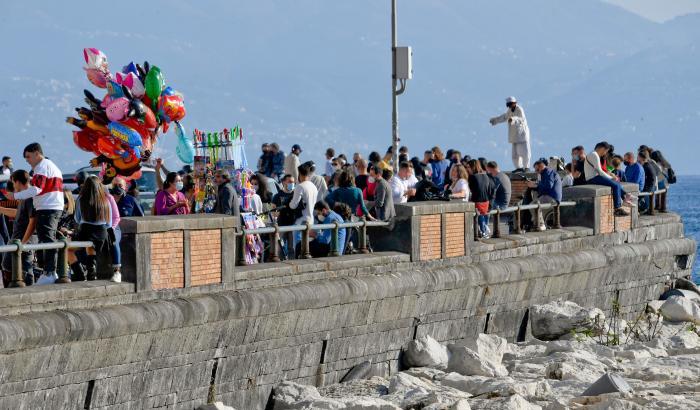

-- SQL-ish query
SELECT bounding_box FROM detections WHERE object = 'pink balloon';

[83,48,108,70]
[106,97,130,122]
[101,94,114,109]
[84,68,108,88]
[115,72,145,98]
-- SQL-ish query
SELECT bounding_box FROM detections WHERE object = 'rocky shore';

[262,294,700,410]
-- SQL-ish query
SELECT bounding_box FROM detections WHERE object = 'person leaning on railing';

[69,176,113,282]
[0,170,37,286]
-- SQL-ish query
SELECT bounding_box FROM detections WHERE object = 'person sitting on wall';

[527,158,563,231]
[583,142,632,216]
[295,200,346,258]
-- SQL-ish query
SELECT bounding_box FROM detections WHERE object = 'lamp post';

[391,0,411,173]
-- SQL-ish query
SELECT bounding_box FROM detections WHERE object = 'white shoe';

[538,224,547,232]
[110,272,122,283]
[36,272,58,285]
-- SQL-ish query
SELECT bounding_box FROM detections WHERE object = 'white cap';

[506,96,517,103]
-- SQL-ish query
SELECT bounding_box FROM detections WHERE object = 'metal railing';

[239,218,389,263]
[0,240,94,287]
[481,201,577,239]
[637,188,668,215]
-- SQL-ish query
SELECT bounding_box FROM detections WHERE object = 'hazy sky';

[605,0,700,22]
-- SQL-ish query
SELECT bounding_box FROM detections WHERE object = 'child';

[562,163,575,187]
[0,170,37,285]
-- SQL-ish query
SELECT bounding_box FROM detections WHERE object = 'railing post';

[554,204,562,229]
[648,192,656,216]
[9,239,25,288]
[358,217,370,254]
[515,206,524,234]
[532,203,542,231]
[300,222,312,259]
[269,224,280,262]
[659,190,667,212]
[493,210,501,239]
[56,239,71,283]
[329,221,340,257]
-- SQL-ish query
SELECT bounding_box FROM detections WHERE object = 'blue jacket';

[624,162,645,192]
[430,159,450,188]
[272,151,286,177]
[316,210,346,255]
[537,168,562,203]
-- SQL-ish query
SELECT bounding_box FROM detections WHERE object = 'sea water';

[667,175,700,283]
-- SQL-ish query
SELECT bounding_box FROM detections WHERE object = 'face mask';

[287,183,295,191]
[175,182,184,191]
[368,176,376,183]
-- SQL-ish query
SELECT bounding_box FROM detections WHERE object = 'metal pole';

[269,224,280,262]
[358,218,369,254]
[554,204,562,229]
[493,210,501,239]
[515,206,524,234]
[9,240,25,288]
[391,0,400,173]
[329,221,340,257]
[301,222,312,259]
[56,239,71,283]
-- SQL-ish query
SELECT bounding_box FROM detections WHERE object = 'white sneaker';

[538,224,547,232]
[36,272,58,285]
[110,272,122,283]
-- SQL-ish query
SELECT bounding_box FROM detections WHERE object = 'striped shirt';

[14,158,64,211]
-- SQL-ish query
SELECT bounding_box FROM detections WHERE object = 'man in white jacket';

[489,96,531,171]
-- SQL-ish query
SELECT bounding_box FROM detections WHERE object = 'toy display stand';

[191,125,248,214]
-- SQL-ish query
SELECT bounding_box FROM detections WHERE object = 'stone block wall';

[121,215,237,292]
[0,214,693,410]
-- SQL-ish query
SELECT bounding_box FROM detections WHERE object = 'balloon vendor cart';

[68,47,193,184]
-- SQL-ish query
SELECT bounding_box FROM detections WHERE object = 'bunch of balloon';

[67,48,192,183]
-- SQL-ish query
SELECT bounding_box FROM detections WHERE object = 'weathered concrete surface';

[0,214,693,409]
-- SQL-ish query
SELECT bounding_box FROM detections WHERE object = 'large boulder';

[441,373,551,401]
[385,373,471,409]
[404,335,449,369]
[272,381,322,409]
[530,300,605,341]
[470,394,542,410]
[447,334,509,377]
[659,295,700,324]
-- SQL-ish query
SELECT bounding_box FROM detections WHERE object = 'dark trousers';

[295,240,330,258]
[35,210,62,274]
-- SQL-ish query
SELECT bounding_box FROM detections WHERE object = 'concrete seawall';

[0,212,693,409]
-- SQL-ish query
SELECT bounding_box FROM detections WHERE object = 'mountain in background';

[0,1,698,173]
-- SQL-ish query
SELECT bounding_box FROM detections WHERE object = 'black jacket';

[215,183,240,217]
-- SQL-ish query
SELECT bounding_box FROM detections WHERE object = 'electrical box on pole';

[394,46,413,80]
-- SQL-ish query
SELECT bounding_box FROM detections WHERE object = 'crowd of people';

[0,134,676,286]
